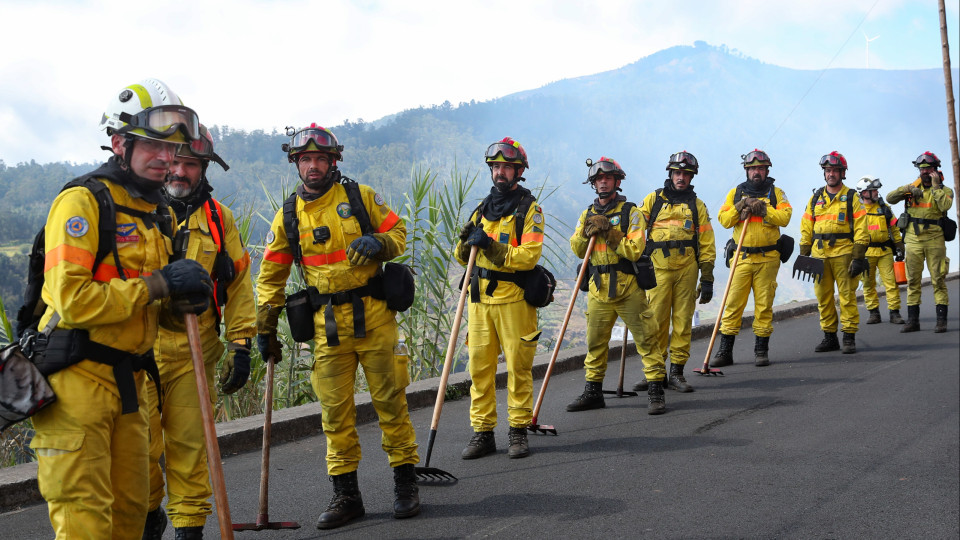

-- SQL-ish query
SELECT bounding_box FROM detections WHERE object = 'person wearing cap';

[713,149,793,367]
[566,157,668,415]
[634,151,715,393]
[886,151,954,333]
[455,137,544,459]
[854,176,905,325]
[799,151,870,354]
[255,124,419,530]
[141,125,255,540]
[28,79,212,539]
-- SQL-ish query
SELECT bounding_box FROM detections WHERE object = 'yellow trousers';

[720,259,780,337]
[467,299,540,430]
[814,253,859,333]
[585,289,664,382]
[905,237,950,306]
[309,319,419,475]
[862,252,901,311]
[31,366,150,540]
[647,263,699,366]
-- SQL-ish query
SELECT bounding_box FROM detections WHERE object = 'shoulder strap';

[619,202,636,233]
[734,186,744,204]
[645,189,665,241]
[282,191,302,265]
[204,199,227,254]
[689,199,701,263]
[809,187,825,218]
[514,193,537,242]
[768,186,778,209]
[846,189,854,233]
[341,178,374,235]
[73,177,125,280]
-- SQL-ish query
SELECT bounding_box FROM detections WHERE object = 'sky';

[1,0,958,165]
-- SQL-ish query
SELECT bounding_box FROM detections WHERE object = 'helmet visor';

[668,152,698,171]
[122,105,200,140]
[913,153,939,168]
[588,160,623,179]
[742,150,770,166]
[485,142,523,163]
[819,154,845,168]
[290,128,338,153]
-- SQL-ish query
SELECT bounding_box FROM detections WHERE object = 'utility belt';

[812,232,853,249]
[577,257,656,296]
[868,240,894,251]
[464,264,557,308]
[286,278,380,346]
[724,235,794,266]
[644,239,696,258]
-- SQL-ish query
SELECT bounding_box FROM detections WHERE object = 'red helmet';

[282,123,344,163]
[912,151,940,169]
[666,151,699,174]
[742,149,772,168]
[485,137,529,169]
[585,156,626,184]
[177,124,229,171]
[819,151,848,170]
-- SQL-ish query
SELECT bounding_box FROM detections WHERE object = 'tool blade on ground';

[527,422,557,435]
[792,255,824,283]
[416,429,457,484]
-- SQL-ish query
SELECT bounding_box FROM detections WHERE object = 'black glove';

[149,259,213,299]
[219,342,251,394]
[697,280,714,304]
[170,293,210,316]
[257,333,282,363]
[848,257,869,277]
[346,235,383,265]
[459,221,476,242]
[894,241,905,262]
[466,226,492,249]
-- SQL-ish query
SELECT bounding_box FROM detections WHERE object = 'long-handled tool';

[529,236,596,435]
[694,222,749,376]
[415,246,478,483]
[185,313,234,539]
[603,323,638,398]
[233,355,300,531]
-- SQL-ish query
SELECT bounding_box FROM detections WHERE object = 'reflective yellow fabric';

[799,184,869,259]
[862,252,901,311]
[814,253,859,333]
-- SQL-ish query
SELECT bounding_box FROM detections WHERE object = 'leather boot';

[841,332,856,354]
[901,305,920,333]
[461,430,496,460]
[815,332,840,352]
[632,377,649,392]
[754,336,770,367]
[647,380,666,415]
[666,363,694,392]
[889,309,904,324]
[507,426,530,459]
[174,527,203,540]
[934,304,948,333]
[316,471,365,530]
[866,308,881,324]
[710,333,735,367]
[392,464,420,519]
[142,506,167,540]
[566,381,605,411]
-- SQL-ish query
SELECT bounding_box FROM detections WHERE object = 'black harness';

[809,187,854,249]
[467,193,537,303]
[642,188,701,261]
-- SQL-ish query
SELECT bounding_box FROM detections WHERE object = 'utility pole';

[939,0,960,219]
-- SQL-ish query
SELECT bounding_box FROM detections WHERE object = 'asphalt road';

[3,279,958,539]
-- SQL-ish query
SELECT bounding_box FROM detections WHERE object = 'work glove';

[219,340,251,394]
[170,293,210,316]
[848,257,869,277]
[894,241,905,262]
[931,170,943,188]
[606,228,624,250]
[909,185,924,200]
[484,240,509,267]
[747,198,767,217]
[459,221,476,242]
[143,259,213,301]
[346,235,383,266]
[735,198,753,221]
[582,215,611,238]
[257,333,282,364]
[800,244,812,257]
[466,226,492,249]
[697,280,714,304]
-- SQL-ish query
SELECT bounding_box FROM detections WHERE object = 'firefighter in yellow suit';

[713,149,793,367]
[29,79,211,540]
[799,151,870,354]
[455,138,543,460]
[565,157,668,415]
[855,176,905,326]
[256,124,419,530]
[143,125,256,540]
[886,151,954,333]
[636,151,715,392]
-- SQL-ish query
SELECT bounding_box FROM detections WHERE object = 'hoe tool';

[415,247,478,483]
[233,355,300,531]
[529,236,596,435]
[185,313,234,539]
[792,254,824,283]
[602,324,638,398]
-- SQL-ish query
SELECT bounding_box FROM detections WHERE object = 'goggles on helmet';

[819,152,847,169]
[118,105,200,141]
[912,152,940,168]
[587,158,625,182]
[284,125,344,161]
[741,149,771,167]
[179,134,230,171]
[667,151,699,173]
[485,141,529,168]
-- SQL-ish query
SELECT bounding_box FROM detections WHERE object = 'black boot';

[392,464,420,519]
[710,333,735,367]
[841,332,856,354]
[866,308,881,324]
[901,305,920,333]
[507,426,530,459]
[647,380,666,415]
[461,430,496,460]
[815,332,840,352]
[566,381,605,411]
[632,377,649,392]
[142,506,167,540]
[889,309,904,324]
[754,336,770,367]
[934,304,948,333]
[666,363,694,392]
[316,471,365,530]
[174,527,203,540]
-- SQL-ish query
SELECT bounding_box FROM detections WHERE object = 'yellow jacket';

[639,189,716,271]
[800,184,869,258]
[886,178,955,241]
[718,184,793,263]
[455,196,544,304]
[569,200,646,303]
[257,183,406,335]
[862,201,903,258]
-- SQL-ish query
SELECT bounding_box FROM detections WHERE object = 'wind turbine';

[863,31,880,69]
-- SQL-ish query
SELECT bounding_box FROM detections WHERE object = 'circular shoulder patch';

[265,230,275,244]
[374,193,385,206]
[609,215,621,226]
[66,216,89,237]
[337,202,352,218]
[532,213,543,224]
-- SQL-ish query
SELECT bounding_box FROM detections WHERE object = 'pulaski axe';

[792,254,824,283]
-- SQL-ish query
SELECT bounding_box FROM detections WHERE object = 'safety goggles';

[588,159,623,178]
[668,152,698,170]
[179,136,230,171]
[913,153,939,168]
[485,142,524,163]
[819,153,846,168]
[119,105,200,141]
[742,150,770,165]
[289,128,339,153]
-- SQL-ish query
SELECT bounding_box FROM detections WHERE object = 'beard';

[493,173,516,193]
[164,174,195,199]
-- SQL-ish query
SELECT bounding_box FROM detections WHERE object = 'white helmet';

[99,79,199,144]
[855,175,882,194]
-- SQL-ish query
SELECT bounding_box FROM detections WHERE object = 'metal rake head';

[693,367,724,376]
[233,518,301,531]
[415,466,458,484]
[602,389,639,397]
[527,423,557,435]
[792,268,823,283]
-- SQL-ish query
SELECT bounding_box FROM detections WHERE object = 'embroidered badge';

[65,216,89,237]
[265,231,275,244]
[610,216,621,226]
[337,203,352,218]
[374,193,385,206]
[532,213,543,224]
[631,213,640,225]
[116,223,139,244]
[840,195,847,202]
